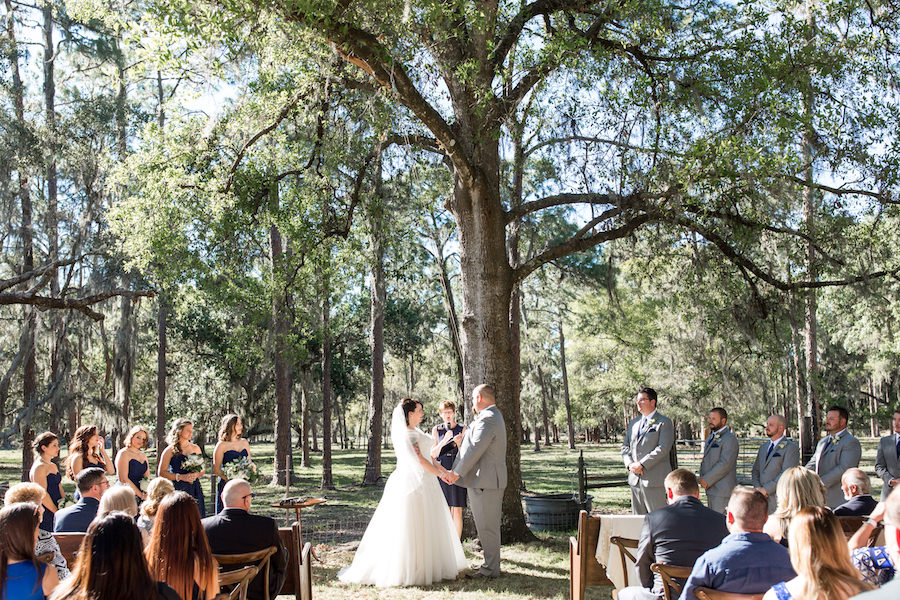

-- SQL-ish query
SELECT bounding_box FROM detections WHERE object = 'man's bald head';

[222,479,252,508]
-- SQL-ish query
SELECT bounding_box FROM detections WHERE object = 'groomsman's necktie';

[766,442,775,460]
[895,435,900,457]
[822,436,833,454]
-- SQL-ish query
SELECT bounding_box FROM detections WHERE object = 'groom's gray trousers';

[469,486,503,576]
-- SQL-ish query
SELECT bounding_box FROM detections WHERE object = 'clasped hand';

[441,471,459,485]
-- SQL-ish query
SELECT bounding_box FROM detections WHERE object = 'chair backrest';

[36,552,55,564]
[52,532,85,568]
[213,546,277,600]
[838,516,883,547]
[695,588,764,600]
[292,521,313,600]
[217,565,258,600]
[609,536,639,587]
[650,563,694,600]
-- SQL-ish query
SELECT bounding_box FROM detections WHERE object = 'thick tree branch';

[0,257,78,292]
[524,135,678,159]
[505,190,664,225]
[0,289,154,321]
[491,0,594,70]
[515,212,655,282]
[782,175,896,203]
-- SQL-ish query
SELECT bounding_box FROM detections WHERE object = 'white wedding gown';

[339,424,467,587]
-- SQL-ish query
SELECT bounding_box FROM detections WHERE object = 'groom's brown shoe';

[465,570,500,579]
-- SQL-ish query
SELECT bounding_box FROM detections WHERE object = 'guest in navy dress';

[29,431,65,532]
[158,419,207,517]
[212,414,252,514]
[116,426,150,503]
[0,502,60,599]
[430,400,467,538]
[65,424,114,501]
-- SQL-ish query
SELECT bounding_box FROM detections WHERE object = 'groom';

[444,383,507,579]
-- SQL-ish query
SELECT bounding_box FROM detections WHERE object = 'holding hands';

[441,470,460,485]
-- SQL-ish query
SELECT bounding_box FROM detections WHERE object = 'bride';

[339,398,468,587]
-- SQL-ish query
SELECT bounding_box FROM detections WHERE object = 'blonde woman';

[212,414,251,514]
[115,426,150,502]
[157,419,206,517]
[763,506,872,600]
[138,477,175,537]
[99,485,139,518]
[763,466,827,546]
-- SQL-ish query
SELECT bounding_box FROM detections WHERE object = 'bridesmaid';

[115,426,150,502]
[158,418,207,517]
[212,414,251,514]
[65,425,114,499]
[431,400,467,538]
[29,432,64,531]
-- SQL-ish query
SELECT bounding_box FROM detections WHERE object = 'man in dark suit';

[617,469,729,600]
[874,410,900,500]
[850,488,900,599]
[54,467,109,532]
[202,479,287,600]
[834,468,878,517]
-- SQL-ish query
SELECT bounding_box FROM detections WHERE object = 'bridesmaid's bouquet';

[182,454,205,473]
[57,496,72,509]
[222,456,261,484]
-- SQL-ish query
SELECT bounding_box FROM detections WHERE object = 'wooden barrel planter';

[522,492,593,531]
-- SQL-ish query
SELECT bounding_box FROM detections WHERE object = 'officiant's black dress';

[435,423,467,507]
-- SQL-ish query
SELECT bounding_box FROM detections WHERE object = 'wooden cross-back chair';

[213,546,277,600]
[650,563,693,600]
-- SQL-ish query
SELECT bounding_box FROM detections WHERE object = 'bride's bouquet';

[181,454,205,473]
[222,456,261,484]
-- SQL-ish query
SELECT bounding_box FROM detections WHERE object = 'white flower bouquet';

[181,454,205,473]
[222,455,261,484]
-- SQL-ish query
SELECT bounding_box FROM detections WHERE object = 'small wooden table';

[270,498,326,540]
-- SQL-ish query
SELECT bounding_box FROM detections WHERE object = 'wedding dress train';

[338,406,467,587]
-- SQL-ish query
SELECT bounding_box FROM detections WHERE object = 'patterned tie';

[639,417,647,435]
[766,442,775,460]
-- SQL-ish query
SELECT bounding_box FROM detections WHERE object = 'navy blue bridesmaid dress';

[127,458,149,502]
[435,423,467,507]
[40,470,63,531]
[169,453,206,517]
[215,448,249,514]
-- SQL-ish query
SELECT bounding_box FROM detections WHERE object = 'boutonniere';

[777,441,787,450]
[832,433,842,443]
[713,431,723,442]
[647,418,658,428]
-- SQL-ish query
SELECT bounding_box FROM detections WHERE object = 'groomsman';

[750,415,800,513]
[875,410,900,500]
[805,405,861,508]
[621,388,675,515]
[698,407,738,514]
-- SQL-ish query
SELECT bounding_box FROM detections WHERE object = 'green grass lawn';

[0,436,887,599]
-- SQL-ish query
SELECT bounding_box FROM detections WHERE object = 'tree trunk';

[537,365,551,447]
[157,293,167,459]
[300,368,311,468]
[114,294,134,431]
[558,309,575,450]
[363,166,385,483]
[270,217,294,486]
[320,269,334,489]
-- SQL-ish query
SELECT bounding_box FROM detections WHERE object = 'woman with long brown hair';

[65,425,114,486]
[1,502,59,599]
[212,414,251,514]
[763,506,872,600]
[49,512,179,600]
[145,491,218,600]
[29,432,65,531]
[157,419,206,516]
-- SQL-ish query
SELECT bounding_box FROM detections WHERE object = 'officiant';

[432,400,466,538]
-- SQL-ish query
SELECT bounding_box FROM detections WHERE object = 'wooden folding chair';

[213,546,277,600]
[695,588,764,600]
[36,552,55,564]
[609,536,639,587]
[839,515,883,547]
[215,565,258,600]
[52,532,85,569]
[650,563,693,600]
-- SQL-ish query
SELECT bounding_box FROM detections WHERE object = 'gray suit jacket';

[453,405,507,489]
[699,427,738,500]
[874,434,900,500]
[621,412,674,488]
[805,431,862,508]
[750,438,801,512]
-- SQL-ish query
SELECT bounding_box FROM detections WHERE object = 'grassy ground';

[0,437,886,599]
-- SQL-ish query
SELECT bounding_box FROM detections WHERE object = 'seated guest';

[54,467,109,533]
[764,506,872,600]
[679,488,796,600]
[99,484,139,519]
[0,502,59,599]
[618,469,729,600]
[4,483,70,580]
[848,497,898,587]
[763,466,826,546]
[138,477,175,537]
[145,491,219,600]
[834,469,879,517]
[850,488,900,598]
[49,512,181,600]
[202,479,287,600]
